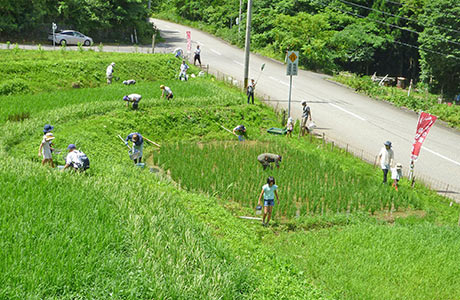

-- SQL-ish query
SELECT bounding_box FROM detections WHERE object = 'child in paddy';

[257,176,279,226]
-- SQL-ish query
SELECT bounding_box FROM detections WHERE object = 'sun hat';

[43,124,54,133]
[384,141,392,147]
[111,62,115,66]
[123,95,129,101]
[67,144,76,150]
[160,85,165,89]
[44,132,55,141]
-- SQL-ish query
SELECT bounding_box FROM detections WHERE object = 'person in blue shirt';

[125,133,144,164]
[257,176,280,226]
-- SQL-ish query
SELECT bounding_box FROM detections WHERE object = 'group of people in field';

[38,43,403,228]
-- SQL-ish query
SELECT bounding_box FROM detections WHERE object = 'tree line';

[0,0,153,43]
[156,0,459,97]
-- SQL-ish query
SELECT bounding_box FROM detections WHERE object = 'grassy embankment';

[1,49,460,299]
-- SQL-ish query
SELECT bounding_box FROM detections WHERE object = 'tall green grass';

[156,141,421,217]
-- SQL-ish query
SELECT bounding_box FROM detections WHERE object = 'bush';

[0,78,30,95]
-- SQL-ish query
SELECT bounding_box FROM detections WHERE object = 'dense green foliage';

[155,0,460,97]
[0,0,153,43]
[0,49,181,95]
[333,72,460,129]
[2,50,460,299]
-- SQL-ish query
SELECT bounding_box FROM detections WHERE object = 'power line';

[393,40,460,60]
[315,0,460,47]
[314,0,460,60]
[336,0,460,34]
[382,0,460,19]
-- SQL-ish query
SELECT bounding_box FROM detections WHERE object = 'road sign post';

[286,51,299,118]
[52,22,57,50]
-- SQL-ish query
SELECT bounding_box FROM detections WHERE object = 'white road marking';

[210,49,221,55]
[423,147,460,167]
[233,60,244,66]
[329,103,366,121]
[269,76,290,87]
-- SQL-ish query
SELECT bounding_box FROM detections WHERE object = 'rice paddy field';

[2,49,460,299]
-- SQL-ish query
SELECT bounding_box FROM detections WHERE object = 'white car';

[48,30,93,46]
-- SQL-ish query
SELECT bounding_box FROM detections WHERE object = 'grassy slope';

[2,51,460,299]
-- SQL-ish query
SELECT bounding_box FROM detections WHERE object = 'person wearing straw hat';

[125,133,144,164]
[378,140,394,184]
[123,94,142,110]
[38,132,55,167]
[64,144,90,171]
[160,85,173,100]
[106,62,115,84]
[391,163,403,191]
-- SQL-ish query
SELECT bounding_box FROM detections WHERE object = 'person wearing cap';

[123,94,142,109]
[160,85,173,100]
[38,132,55,167]
[106,62,115,84]
[233,125,247,141]
[247,79,256,104]
[299,101,312,137]
[178,60,189,81]
[286,117,294,138]
[257,153,282,170]
[125,133,144,164]
[378,141,394,184]
[64,144,90,171]
[391,163,403,191]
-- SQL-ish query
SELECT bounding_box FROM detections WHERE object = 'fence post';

[206,64,209,75]
[331,141,334,151]
[322,133,325,147]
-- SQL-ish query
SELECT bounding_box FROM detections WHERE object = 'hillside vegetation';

[2,50,460,299]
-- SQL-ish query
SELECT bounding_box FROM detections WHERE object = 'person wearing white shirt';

[160,85,173,100]
[123,93,142,109]
[179,60,189,81]
[38,132,55,168]
[194,45,201,67]
[106,62,115,84]
[378,141,394,184]
[64,144,90,171]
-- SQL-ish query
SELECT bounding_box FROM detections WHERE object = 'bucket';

[256,205,262,215]
[136,163,145,168]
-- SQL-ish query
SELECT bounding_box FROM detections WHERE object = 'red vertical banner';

[186,31,191,52]
[410,112,437,161]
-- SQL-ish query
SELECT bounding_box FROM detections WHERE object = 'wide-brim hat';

[384,141,392,147]
[43,124,54,133]
[44,132,55,141]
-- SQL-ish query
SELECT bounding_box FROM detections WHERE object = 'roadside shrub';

[0,78,30,95]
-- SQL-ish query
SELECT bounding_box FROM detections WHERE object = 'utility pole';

[243,0,253,90]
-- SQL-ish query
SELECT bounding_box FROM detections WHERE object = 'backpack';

[73,151,90,171]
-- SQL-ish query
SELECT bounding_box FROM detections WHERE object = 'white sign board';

[286,51,299,76]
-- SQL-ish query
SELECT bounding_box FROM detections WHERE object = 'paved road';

[3,20,459,199]
[151,18,460,199]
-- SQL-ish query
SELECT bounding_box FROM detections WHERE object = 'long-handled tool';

[143,136,161,148]
[255,63,266,85]
[215,122,237,138]
[118,134,140,160]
